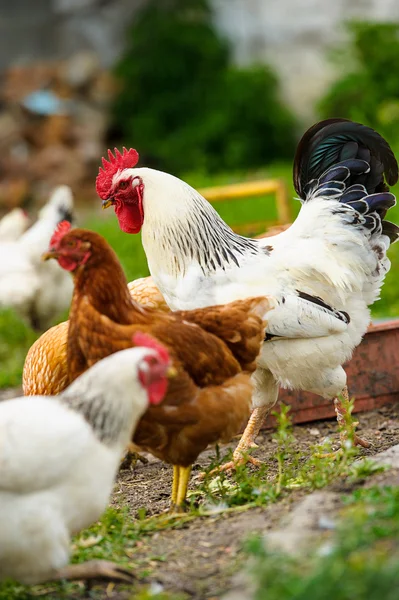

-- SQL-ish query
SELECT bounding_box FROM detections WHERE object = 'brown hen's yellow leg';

[172,465,192,512]
[171,464,180,508]
[52,560,134,583]
[202,407,268,477]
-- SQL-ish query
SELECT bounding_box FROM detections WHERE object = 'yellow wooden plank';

[198,179,291,225]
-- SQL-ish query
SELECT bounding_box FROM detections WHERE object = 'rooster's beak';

[102,198,114,209]
[166,366,177,379]
[41,250,58,261]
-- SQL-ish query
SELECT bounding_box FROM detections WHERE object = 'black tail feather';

[382,220,399,243]
[294,119,398,197]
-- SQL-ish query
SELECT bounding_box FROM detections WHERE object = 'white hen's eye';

[118,180,129,190]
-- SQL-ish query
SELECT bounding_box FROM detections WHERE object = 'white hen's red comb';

[96,147,139,200]
[49,220,72,249]
[132,332,170,364]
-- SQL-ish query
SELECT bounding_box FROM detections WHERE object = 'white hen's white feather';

[0,208,30,241]
[0,346,156,585]
[0,186,74,329]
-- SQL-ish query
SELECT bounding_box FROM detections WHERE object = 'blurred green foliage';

[246,486,399,600]
[319,22,399,149]
[0,309,37,389]
[110,0,296,174]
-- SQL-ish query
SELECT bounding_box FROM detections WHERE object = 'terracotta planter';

[263,319,399,427]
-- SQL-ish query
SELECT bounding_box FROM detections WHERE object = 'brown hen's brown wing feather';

[69,297,244,387]
[22,276,167,398]
[177,296,272,371]
[134,371,253,467]
[23,321,69,396]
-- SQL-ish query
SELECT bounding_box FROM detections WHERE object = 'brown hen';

[23,275,168,396]
[40,222,271,509]
[23,223,286,397]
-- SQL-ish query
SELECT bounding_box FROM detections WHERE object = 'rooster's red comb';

[96,147,139,200]
[132,332,170,364]
[49,220,72,249]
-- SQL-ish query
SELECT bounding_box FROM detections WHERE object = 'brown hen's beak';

[166,366,178,379]
[102,198,114,209]
[41,250,58,261]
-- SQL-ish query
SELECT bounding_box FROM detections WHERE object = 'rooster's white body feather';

[117,154,396,404]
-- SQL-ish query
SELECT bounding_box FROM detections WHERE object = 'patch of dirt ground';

[2,386,399,600]
[110,400,399,599]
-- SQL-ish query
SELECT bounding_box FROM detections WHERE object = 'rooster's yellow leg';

[173,465,192,512]
[233,406,270,456]
[201,407,268,477]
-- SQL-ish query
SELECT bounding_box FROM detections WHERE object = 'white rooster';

[96,119,399,468]
[0,186,75,330]
[0,207,30,241]
[0,339,172,585]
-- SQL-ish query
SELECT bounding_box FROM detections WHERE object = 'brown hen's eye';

[119,180,129,190]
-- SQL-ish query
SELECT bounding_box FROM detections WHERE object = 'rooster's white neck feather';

[127,167,264,278]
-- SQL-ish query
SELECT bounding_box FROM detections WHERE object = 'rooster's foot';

[199,453,262,479]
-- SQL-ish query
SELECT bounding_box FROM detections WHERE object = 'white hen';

[0,208,30,241]
[0,343,171,585]
[0,186,75,329]
[96,120,399,467]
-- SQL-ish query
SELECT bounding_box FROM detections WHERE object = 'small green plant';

[319,21,399,147]
[0,308,38,388]
[195,403,373,511]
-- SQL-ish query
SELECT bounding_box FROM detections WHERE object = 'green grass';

[0,309,38,389]
[192,402,385,511]
[245,486,399,600]
[0,506,191,599]
[1,160,398,388]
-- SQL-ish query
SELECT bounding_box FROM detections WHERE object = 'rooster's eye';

[119,180,129,190]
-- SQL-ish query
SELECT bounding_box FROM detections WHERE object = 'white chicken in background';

[0,207,30,241]
[0,339,172,585]
[0,186,75,330]
[97,119,399,469]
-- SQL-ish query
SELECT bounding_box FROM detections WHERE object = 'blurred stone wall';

[0,0,145,70]
[0,0,398,123]
[213,0,399,123]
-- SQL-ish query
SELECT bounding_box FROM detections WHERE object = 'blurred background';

[1,0,399,387]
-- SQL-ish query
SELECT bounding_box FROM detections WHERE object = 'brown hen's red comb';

[49,220,72,249]
[132,332,170,364]
[96,147,139,200]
